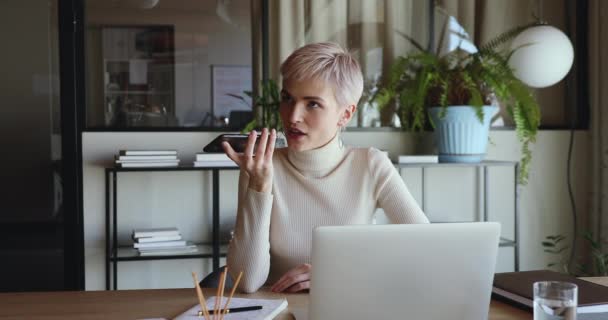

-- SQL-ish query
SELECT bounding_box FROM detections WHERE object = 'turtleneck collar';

[286,133,346,175]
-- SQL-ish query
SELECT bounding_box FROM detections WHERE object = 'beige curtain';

[437,0,535,46]
[589,0,608,253]
[264,0,429,82]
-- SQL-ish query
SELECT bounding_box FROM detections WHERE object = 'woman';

[223,42,429,293]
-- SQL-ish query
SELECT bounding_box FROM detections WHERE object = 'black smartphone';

[203,133,286,153]
[203,133,261,153]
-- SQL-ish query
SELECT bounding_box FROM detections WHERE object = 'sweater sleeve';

[368,148,430,224]
[226,170,274,293]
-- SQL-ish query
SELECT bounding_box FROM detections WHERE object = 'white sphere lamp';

[508,25,574,88]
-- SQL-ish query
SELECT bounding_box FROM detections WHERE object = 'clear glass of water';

[534,281,578,320]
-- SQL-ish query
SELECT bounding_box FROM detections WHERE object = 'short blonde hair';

[280,42,364,107]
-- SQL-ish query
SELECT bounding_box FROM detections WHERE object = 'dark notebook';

[492,270,608,314]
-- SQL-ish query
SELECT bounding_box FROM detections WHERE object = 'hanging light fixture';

[508,0,574,88]
[124,0,160,10]
[216,0,250,29]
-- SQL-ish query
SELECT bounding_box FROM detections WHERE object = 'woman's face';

[280,78,352,152]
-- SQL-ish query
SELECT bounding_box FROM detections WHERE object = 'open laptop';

[300,222,500,320]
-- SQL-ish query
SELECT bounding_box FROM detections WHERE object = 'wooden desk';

[0,287,530,320]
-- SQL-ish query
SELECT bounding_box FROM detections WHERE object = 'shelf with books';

[105,165,239,290]
[111,243,229,262]
[396,160,520,271]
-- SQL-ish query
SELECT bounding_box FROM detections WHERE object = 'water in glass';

[534,297,577,320]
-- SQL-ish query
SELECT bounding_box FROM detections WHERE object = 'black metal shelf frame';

[105,165,238,290]
[105,161,519,290]
[110,243,229,262]
[396,160,520,272]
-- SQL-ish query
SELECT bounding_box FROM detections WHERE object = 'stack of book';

[132,227,198,256]
[193,153,237,167]
[493,270,608,314]
[115,150,180,168]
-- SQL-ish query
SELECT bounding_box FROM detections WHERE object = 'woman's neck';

[286,133,345,175]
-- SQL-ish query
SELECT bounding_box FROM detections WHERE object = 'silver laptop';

[307,222,500,320]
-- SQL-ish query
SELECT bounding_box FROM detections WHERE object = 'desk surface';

[0,287,530,320]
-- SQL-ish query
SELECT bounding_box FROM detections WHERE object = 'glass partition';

[84,0,586,130]
[85,0,252,129]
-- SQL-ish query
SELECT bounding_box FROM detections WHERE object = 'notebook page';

[173,296,287,320]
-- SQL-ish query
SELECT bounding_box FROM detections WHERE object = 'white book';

[193,161,237,168]
[174,297,288,320]
[398,155,439,164]
[119,150,177,156]
[133,240,187,249]
[137,244,197,252]
[135,235,182,243]
[118,162,179,168]
[195,153,231,161]
[138,247,199,256]
[133,227,179,238]
[116,155,178,161]
[116,159,179,164]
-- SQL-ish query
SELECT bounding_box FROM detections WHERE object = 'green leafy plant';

[581,231,608,276]
[228,79,282,133]
[374,23,540,184]
[542,234,570,274]
[542,232,608,277]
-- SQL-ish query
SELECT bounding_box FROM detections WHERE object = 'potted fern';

[375,25,540,184]
[229,79,282,133]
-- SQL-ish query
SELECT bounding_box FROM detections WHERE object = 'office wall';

[82,130,590,290]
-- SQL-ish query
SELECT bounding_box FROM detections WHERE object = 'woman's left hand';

[270,264,311,293]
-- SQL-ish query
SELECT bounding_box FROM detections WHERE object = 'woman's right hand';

[223,128,276,193]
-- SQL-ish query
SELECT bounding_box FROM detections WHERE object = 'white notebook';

[174,296,287,320]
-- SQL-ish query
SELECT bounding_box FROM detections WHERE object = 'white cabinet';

[101,26,176,127]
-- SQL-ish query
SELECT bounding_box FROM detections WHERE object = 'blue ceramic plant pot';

[428,105,498,163]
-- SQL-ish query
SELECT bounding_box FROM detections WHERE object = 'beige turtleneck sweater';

[226,135,429,293]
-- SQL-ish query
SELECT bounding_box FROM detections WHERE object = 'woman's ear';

[338,104,357,127]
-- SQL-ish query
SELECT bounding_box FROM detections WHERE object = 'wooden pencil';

[217,267,228,320]
[220,271,243,320]
[213,269,225,320]
[191,272,211,320]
